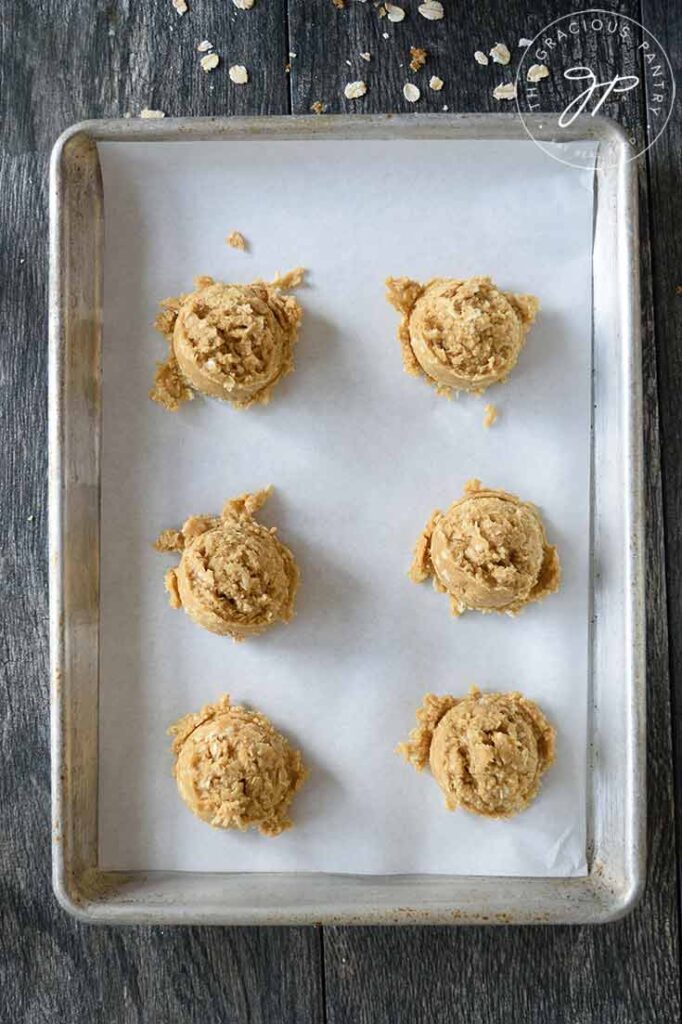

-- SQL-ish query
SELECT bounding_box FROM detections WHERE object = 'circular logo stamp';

[515,8,675,169]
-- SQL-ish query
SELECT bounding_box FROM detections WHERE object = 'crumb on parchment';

[271,267,306,289]
[483,403,498,428]
[226,231,248,251]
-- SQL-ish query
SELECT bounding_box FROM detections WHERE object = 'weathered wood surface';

[0,1,680,1021]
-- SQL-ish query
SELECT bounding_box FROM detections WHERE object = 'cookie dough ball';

[410,479,560,617]
[385,275,539,396]
[150,274,303,411]
[169,694,307,835]
[155,487,299,641]
[397,687,555,818]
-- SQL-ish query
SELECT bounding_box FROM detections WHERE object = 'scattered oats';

[474,50,489,65]
[382,32,389,39]
[518,38,533,48]
[311,100,327,114]
[284,63,291,73]
[197,40,213,52]
[226,231,247,251]
[233,0,255,8]
[442,104,448,111]
[492,82,517,100]
[360,51,371,61]
[289,52,297,58]
[140,108,166,119]
[490,42,511,65]
[344,80,367,99]
[385,3,405,21]
[171,0,188,14]
[418,1,444,20]
[527,63,550,82]
[200,53,220,72]
[27,514,34,521]
[229,64,249,84]
[429,75,444,91]
[377,4,387,16]
[483,404,498,429]
[409,46,427,71]
[332,0,345,8]
[346,59,352,66]
[403,82,420,103]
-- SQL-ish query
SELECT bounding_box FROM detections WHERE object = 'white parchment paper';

[98,138,595,876]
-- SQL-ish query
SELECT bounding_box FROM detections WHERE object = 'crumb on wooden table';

[226,231,248,251]
[409,47,428,72]
[311,100,326,114]
[483,404,498,428]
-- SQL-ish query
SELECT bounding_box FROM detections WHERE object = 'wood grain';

[641,0,682,931]
[0,4,319,1024]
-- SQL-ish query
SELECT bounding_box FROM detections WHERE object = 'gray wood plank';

[286,3,681,1022]
[641,0,682,931]
[0,3,321,1023]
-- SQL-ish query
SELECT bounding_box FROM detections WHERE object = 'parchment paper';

[98,138,596,876]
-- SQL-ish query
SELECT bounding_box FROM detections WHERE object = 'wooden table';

[1,2,680,1020]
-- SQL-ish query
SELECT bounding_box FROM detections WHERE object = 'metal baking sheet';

[49,113,644,925]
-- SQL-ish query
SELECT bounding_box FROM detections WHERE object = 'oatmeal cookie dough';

[169,694,307,835]
[397,686,556,818]
[385,275,539,396]
[410,479,560,617]
[150,274,303,411]
[155,487,299,641]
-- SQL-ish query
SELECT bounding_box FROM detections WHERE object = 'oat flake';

[429,75,444,91]
[474,51,489,65]
[490,42,511,65]
[518,38,533,47]
[344,80,367,99]
[229,64,249,84]
[418,1,444,20]
[492,82,517,100]
[385,3,405,21]
[200,53,220,72]
[197,40,213,52]
[403,82,420,103]
[171,0,187,14]
[527,63,550,82]
[233,0,255,8]
[140,108,166,119]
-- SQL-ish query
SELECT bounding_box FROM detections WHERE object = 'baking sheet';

[98,138,595,877]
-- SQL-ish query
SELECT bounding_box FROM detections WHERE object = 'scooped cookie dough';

[410,479,560,617]
[150,273,303,411]
[397,686,556,818]
[169,694,307,835]
[385,275,539,396]
[155,487,299,641]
